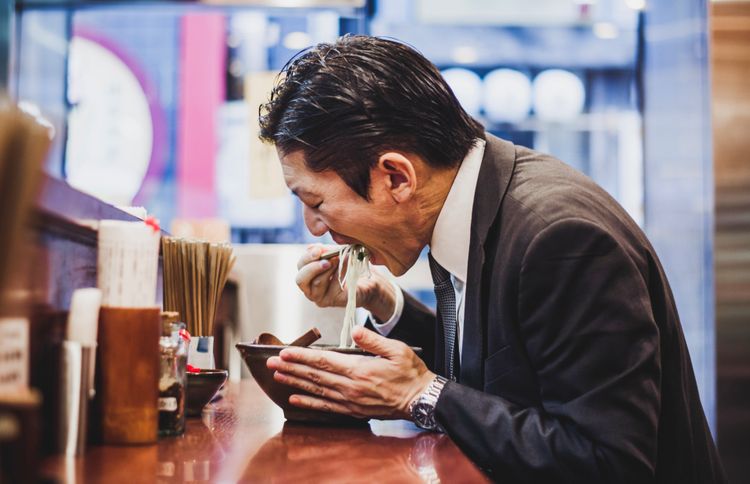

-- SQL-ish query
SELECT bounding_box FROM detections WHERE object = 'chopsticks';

[319,245,368,261]
[319,247,343,260]
[162,237,236,337]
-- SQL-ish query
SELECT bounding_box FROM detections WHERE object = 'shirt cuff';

[367,279,404,336]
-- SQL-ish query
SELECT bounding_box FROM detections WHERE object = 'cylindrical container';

[57,341,94,456]
[188,336,215,370]
[96,306,160,444]
[159,312,187,436]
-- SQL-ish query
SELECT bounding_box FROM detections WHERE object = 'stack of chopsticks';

[161,237,235,337]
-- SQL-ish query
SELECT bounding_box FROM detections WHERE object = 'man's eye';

[311,201,323,210]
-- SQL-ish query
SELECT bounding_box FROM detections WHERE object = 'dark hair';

[259,35,485,199]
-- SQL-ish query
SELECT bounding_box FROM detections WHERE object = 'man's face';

[280,149,422,276]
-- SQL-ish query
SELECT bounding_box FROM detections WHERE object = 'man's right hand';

[295,244,398,322]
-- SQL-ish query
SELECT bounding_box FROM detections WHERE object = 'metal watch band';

[410,375,449,430]
[423,375,448,403]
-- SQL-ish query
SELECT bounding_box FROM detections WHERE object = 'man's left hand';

[266,326,435,419]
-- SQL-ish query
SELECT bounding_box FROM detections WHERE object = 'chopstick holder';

[187,337,215,370]
[94,220,161,444]
[96,306,160,444]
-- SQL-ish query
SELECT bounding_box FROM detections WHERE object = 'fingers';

[273,343,429,420]
[278,347,361,375]
[295,258,334,298]
[295,257,332,287]
[297,244,339,269]
[269,355,384,407]
[297,245,323,270]
[269,349,369,418]
[273,370,347,402]
[351,326,409,359]
[267,357,351,393]
[296,245,346,306]
[307,264,338,302]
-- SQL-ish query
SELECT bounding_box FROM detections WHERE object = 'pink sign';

[177,13,226,218]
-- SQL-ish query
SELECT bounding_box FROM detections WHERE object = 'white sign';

[0,318,29,393]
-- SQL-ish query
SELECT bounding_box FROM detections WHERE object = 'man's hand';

[295,244,397,321]
[266,326,436,419]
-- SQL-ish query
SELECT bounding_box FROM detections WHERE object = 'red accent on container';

[145,216,160,233]
[179,328,191,342]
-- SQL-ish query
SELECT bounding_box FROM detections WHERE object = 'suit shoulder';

[504,145,630,229]
[493,145,652,271]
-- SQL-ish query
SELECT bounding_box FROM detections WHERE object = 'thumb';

[352,326,399,358]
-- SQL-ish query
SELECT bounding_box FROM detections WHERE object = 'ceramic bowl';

[186,369,228,417]
[235,343,378,425]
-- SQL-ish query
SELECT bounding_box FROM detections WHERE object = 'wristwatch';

[409,375,449,431]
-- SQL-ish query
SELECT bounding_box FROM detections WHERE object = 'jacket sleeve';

[365,291,436,370]
[435,218,661,483]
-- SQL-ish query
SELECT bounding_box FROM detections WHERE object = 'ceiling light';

[625,0,647,10]
[593,22,619,40]
[451,46,479,65]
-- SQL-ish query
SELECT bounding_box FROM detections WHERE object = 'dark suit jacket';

[385,134,726,483]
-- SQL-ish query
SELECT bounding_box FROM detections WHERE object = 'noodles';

[337,244,370,348]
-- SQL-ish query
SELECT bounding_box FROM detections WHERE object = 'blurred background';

[3,0,748,480]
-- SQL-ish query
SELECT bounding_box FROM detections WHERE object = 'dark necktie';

[428,252,458,381]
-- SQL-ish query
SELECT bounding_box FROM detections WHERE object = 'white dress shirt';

[370,139,487,361]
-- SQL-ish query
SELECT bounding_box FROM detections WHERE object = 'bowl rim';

[235,342,422,354]
[235,342,375,355]
[188,368,229,376]
[236,342,367,349]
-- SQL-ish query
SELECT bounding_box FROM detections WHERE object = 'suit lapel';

[460,134,517,389]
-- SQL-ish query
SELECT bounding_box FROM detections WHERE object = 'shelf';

[33,174,141,247]
[481,111,640,133]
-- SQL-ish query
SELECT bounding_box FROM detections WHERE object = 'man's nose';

[303,205,329,237]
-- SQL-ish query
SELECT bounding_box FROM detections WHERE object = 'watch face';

[413,401,437,430]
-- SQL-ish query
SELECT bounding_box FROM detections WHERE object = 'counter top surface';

[40,380,489,483]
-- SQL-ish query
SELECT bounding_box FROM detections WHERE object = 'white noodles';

[337,244,370,348]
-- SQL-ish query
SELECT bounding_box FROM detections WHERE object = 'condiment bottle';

[158,311,187,436]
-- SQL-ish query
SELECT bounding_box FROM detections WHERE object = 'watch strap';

[410,375,449,430]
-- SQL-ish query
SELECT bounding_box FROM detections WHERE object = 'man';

[260,35,725,483]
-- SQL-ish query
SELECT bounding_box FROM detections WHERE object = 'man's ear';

[375,152,417,203]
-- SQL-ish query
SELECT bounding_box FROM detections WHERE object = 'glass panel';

[15,2,366,242]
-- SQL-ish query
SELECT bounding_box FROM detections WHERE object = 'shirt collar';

[429,138,486,283]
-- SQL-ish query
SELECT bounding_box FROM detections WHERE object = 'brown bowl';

[186,369,228,417]
[235,343,379,425]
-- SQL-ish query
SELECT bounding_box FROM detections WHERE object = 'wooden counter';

[40,380,489,483]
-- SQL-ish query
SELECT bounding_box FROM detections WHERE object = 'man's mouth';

[330,230,358,246]
[329,231,379,264]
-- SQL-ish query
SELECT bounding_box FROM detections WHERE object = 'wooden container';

[96,306,160,444]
